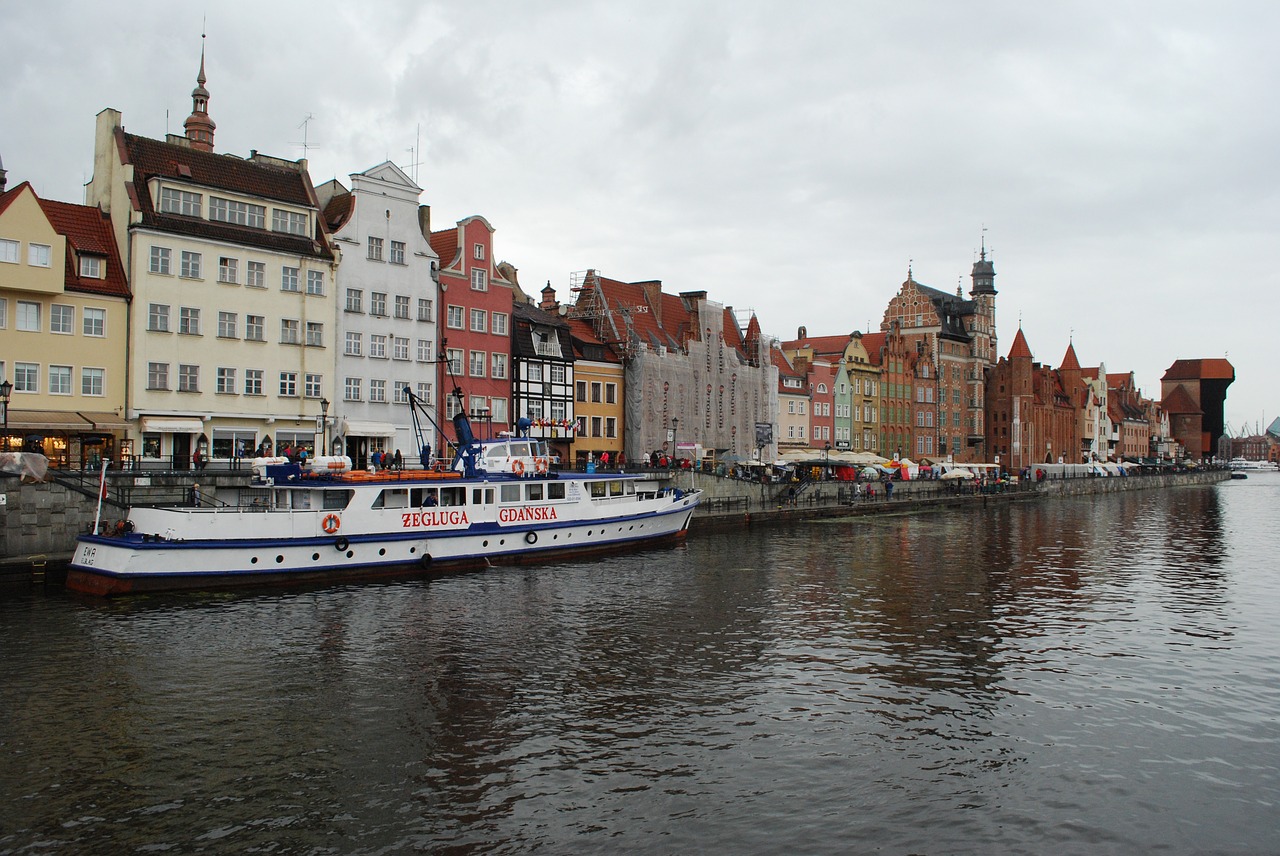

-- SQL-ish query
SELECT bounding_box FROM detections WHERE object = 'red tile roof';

[1008,328,1033,359]
[1161,384,1201,415]
[1162,358,1234,381]
[120,129,333,260]
[1060,342,1081,371]
[860,332,886,366]
[37,196,130,299]
[323,190,354,232]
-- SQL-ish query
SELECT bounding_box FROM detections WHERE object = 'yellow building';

[85,50,338,468]
[564,315,625,467]
[0,180,130,466]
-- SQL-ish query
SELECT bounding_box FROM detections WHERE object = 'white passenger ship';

[67,434,701,596]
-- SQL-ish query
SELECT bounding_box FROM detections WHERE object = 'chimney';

[640,280,663,328]
[418,204,431,238]
[540,281,557,311]
[0,153,6,192]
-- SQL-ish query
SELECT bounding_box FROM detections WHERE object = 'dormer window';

[79,256,104,279]
[272,209,308,236]
[160,188,202,217]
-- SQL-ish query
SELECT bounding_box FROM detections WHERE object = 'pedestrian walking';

[886,481,894,501]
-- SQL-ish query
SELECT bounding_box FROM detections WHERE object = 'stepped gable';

[36,196,130,299]
[120,132,332,260]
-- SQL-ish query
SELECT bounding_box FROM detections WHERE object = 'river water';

[2,474,1278,854]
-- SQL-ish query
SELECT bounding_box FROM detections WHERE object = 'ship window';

[526,484,544,501]
[609,480,624,496]
[624,482,635,496]
[322,491,350,511]
[439,487,466,507]
[472,488,494,505]
[373,489,408,509]
[292,492,312,510]
[548,483,566,500]
[590,481,606,498]
[500,484,521,503]
[412,488,438,507]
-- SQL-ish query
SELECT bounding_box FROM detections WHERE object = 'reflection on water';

[2,475,1278,854]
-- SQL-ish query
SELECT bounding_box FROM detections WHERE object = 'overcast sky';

[4,1,1275,435]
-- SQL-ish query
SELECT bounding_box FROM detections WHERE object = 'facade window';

[81,367,104,397]
[551,400,567,421]
[370,292,387,316]
[179,250,202,278]
[418,298,433,321]
[306,322,324,347]
[576,381,587,401]
[178,307,201,335]
[393,382,409,404]
[307,270,325,295]
[490,398,507,423]
[591,382,602,403]
[210,197,265,228]
[79,256,103,278]
[272,209,308,235]
[393,336,410,360]
[49,365,72,395]
[416,381,432,403]
[417,339,433,362]
[28,244,51,267]
[390,240,406,265]
[367,237,383,260]
[217,311,238,338]
[345,332,363,356]
[281,266,300,292]
[491,353,507,380]
[370,334,387,359]
[0,239,18,263]
[14,362,38,392]
[245,315,265,342]
[469,350,487,377]
[148,303,170,332]
[280,371,298,397]
[471,269,488,291]
[216,367,237,394]
[394,295,410,319]
[346,289,363,312]
[591,416,603,438]
[473,243,485,260]
[218,257,238,283]
[526,399,544,419]
[446,349,464,375]
[446,305,464,329]
[491,312,507,336]
[160,188,202,216]
[281,319,300,344]
[245,369,263,396]
[344,376,362,401]
[147,362,169,390]
[83,307,105,337]
[605,382,617,404]
[305,373,322,399]
[445,395,462,420]
[605,417,617,439]
[51,304,73,334]
[472,395,491,417]
[246,261,266,287]
[470,308,487,332]
[178,364,199,392]
[150,246,171,274]
[528,362,544,383]
[369,379,386,403]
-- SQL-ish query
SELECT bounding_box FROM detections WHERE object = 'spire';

[970,230,996,295]
[183,31,217,152]
[1061,341,1081,372]
[1008,327,1033,360]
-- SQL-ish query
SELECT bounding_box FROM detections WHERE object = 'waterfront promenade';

[0,464,1227,586]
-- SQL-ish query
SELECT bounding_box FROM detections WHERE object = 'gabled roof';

[429,228,458,266]
[323,189,354,232]
[860,332,886,366]
[1161,384,1201,415]
[914,280,977,340]
[512,300,573,361]
[780,333,849,357]
[120,130,332,260]
[37,196,130,299]
[0,181,29,217]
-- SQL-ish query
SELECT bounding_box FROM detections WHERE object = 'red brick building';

[1160,358,1234,460]
[984,328,1077,473]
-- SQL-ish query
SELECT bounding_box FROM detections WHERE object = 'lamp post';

[824,442,831,481]
[671,417,679,469]
[318,397,330,456]
[0,379,11,452]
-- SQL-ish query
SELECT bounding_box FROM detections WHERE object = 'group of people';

[369,449,404,471]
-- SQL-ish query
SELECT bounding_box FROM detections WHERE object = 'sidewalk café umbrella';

[846,451,889,465]
[861,466,883,479]
[941,468,974,480]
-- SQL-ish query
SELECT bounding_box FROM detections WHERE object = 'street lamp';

[824,442,831,480]
[318,397,330,455]
[671,417,679,469]
[0,379,11,452]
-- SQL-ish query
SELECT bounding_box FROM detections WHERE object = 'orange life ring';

[511,459,526,476]
[535,456,549,475]
[321,513,341,534]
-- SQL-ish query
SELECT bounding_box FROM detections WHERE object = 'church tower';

[969,235,997,364]
[183,36,217,152]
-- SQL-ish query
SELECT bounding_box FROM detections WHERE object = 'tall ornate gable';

[572,271,777,461]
